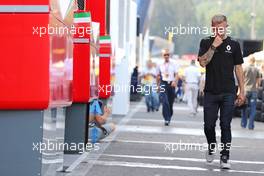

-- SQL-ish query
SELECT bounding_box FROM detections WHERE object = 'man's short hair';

[248,54,256,63]
[162,48,170,54]
[146,59,152,65]
[211,14,227,26]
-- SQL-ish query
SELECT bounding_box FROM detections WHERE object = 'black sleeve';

[198,39,208,59]
[234,42,243,65]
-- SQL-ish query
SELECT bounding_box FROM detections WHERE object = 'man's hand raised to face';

[212,35,223,48]
[198,35,224,68]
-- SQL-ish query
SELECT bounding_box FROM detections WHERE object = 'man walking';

[198,14,245,169]
[141,60,159,112]
[241,55,261,130]
[157,49,178,126]
[183,60,201,116]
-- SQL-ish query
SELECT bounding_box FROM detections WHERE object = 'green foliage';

[150,0,264,55]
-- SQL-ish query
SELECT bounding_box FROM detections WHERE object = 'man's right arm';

[198,47,215,67]
[198,35,223,67]
[95,106,111,124]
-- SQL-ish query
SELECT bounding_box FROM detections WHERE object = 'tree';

[150,0,264,55]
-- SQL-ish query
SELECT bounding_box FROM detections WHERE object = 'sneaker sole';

[220,163,231,169]
[205,151,215,164]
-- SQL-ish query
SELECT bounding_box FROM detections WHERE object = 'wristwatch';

[210,45,216,51]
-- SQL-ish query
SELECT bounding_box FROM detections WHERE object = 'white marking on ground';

[102,154,264,165]
[131,118,203,125]
[137,104,203,111]
[116,125,264,139]
[88,160,264,174]
[103,139,244,148]
[42,158,63,164]
[89,160,207,171]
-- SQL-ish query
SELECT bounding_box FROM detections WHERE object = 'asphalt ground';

[66,101,264,176]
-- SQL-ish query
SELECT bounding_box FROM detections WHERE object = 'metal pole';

[77,0,85,10]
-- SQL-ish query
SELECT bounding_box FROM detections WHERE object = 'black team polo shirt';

[198,36,244,94]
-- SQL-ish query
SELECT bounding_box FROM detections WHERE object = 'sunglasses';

[163,54,170,57]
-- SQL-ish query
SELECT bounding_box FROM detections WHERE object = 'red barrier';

[72,11,91,102]
[0,1,76,109]
[86,0,112,99]
[0,2,50,109]
[99,36,112,98]
[86,0,107,35]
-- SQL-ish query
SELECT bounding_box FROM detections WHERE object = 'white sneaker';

[205,150,215,163]
[220,155,231,169]
[164,121,170,126]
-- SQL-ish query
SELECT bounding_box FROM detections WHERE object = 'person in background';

[183,60,201,116]
[241,55,261,130]
[130,66,141,101]
[175,77,184,102]
[259,61,264,87]
[141,60,159,112]
[157,49,178,126]
[130,66,139,94]
[152,62,160,111]
[260,62,264,78]
[89,100,116,143]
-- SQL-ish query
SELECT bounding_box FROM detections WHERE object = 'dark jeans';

[159,82,175,122]
[204,92,236,158]
[241,91,257,129]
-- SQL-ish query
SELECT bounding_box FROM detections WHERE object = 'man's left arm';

[234,42,245,106]
[235,65,245,105]
[172,64,179,87]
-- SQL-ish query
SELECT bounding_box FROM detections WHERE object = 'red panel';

[72,10,91,103]
[73,44,90,102]
[99,58,111,98]
[74,23,91,39]
[0,0,49,5]
[86,0,106,35]
[0,14,49,109]
[100,45,111,54]
[99,39,111,99]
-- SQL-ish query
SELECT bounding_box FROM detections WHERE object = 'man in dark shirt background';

[198,14,245,169]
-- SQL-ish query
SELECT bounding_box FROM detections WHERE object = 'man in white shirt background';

[183,60,201,116]
[157,49,178,126]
